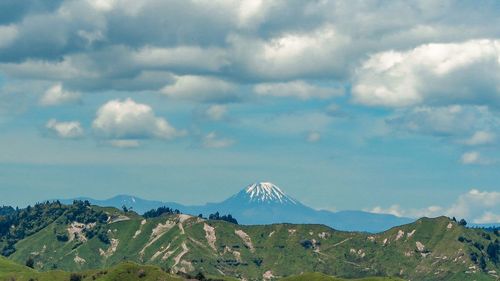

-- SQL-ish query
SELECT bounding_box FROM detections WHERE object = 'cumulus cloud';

[446,189,500,223]
[254,80,343,100]
[39,83,81,106]
[204,104,227,121]
[236,0,269,29]
[369,205,443,219]
[352,39,500,107]
[475,212,500,224]
[387,105,498,137]
[460,151,488,165]
[92,98,185,140]
[202,132,234,149]
[0,25,18,48]
[86,0,117,12]
[463,131,496,146]
[369,189,500,223]
[161,75,238,103]
[230,24,351,80]
[1,0,499,96]
[45,119,84,139]
[132,46,229,72]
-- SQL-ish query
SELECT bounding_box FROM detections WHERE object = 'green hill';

[0,257,400,281]
[280,272,403,281]
[0,257,183,281]
[1,202,499,280]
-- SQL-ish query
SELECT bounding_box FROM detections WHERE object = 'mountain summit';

[60,182,414,232]
[240,182,297,204]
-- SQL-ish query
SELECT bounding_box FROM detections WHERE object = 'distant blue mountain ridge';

[59,182,415,233]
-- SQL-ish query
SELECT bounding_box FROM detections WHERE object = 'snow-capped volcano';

[60,182,414,232]
[242,182,297,204]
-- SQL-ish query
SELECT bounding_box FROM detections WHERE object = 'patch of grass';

[0,258,182,281]
[280,272,404,281]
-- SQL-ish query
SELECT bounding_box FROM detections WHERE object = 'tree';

[487,242,499,264]
[479,256,487,271]
[458,219,467,226]
[209,212,220,220]
[137,269,146,278]
[25,257,34,268]
[208,212,238,224]
[70,273,82,281]
[143,206,178,218]
[195,272,206,281]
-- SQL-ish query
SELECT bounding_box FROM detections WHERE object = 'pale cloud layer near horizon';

[0,0,499,223]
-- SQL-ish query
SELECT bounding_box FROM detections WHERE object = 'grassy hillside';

[280,272,403,281]
[0,255,68,281]
[2,257,400,281]
[3,203,499,281]
[0,257,183,281]
[0,256,404,281]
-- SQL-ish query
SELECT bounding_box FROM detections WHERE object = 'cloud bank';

[369,189,500,223]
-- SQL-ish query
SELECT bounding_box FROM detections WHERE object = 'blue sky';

[0,0,499,223]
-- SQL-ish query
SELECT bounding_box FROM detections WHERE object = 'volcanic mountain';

[60,182,413,232]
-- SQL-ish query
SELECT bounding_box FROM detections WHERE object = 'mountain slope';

[59,182,413,232]
[7,203,499,281]
[0,258,184,281]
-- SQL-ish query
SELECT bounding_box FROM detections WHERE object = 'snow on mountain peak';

[244,182,296,204]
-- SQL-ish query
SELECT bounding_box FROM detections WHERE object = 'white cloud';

[133,46,229,72]
[1,0,500,92]
[77,30,105,46]
[387,105,496,137]
[369,205,443,218]
[464,131,495,146]
[254,80,343,100]
[161,75,238,103]
[230,24,350,80]
[460,151,485,165]
[369,205,402,217]
[87,0,117,12]
[369,189,500,223]
[0,25,18,48]
[45,119,84,139]
[307,131,321,143]
[202,132,234,149]
[204,105,227,121]
[446,189,500,224]
[39,83,81,106]
[474,212,500,224]
[236,0,268,29]
[1,59,83,81]
[353,39,500,107]
[92,98,185,140]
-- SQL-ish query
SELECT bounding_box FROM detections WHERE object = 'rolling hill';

[0,256,185,281]
[59,182,413,233]
[0,256,404,281]
[2,201,498,281]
